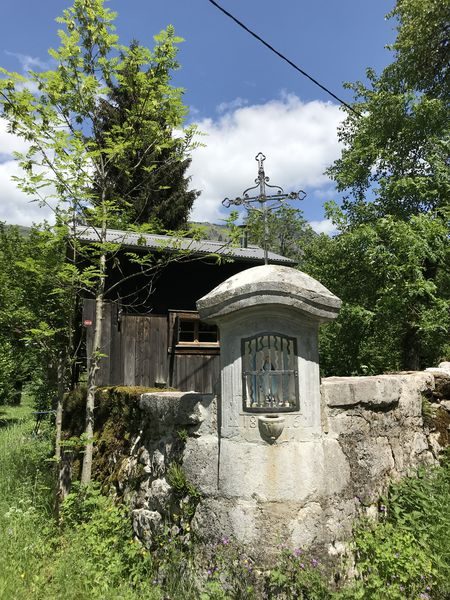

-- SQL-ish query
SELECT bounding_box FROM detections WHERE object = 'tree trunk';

[402,325,421,371]
[54,354,71,514]
[55,355,65,463]
[80,250,106,485]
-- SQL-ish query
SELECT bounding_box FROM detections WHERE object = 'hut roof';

[75,225,295,266]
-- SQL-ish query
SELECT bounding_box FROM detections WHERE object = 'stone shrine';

[193,264,350,543]
[125,264,442,557]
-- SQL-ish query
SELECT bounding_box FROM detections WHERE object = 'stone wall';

[108,370,449,559]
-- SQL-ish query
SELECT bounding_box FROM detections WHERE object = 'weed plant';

[339,452,450,599]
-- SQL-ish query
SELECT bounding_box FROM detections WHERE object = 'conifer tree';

[94,41,199,230]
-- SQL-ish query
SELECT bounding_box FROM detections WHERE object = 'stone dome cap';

[197,265,341,323]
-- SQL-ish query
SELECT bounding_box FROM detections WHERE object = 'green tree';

[327,0,449,222]
[0,0,198,482]
[94,40,199,230]
[0,222,78,480]
[305,213,450,374]
[306,0,450,373]
[0,224,30,404]
[244,205,316,265]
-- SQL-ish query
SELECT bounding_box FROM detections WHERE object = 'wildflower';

[300,563,305,569]
[221,536,230,545]
[311,558,318,567]
[293,548,302,557]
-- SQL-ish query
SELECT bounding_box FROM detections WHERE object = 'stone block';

[322,375,401,408]
[218,437,349,502]
[132,509,162,547]
[140,392,215,434]
[182,435,219,495]
[289,502,324,548]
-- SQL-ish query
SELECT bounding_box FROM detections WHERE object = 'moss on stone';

[433,407,450,447]
[62,385,177,491]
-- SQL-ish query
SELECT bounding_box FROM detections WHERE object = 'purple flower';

[221,536,230,545]
[293,548,302,557]
[300,563,305,569]
[311,559,318,568]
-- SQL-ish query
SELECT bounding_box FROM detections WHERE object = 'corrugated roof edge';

[74,226,295,265]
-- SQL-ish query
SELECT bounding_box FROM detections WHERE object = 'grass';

[0,396,54,599]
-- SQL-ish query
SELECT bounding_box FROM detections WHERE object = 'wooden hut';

[77,226,293,393]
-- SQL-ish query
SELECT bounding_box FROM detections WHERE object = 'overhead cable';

[206,0,361,117]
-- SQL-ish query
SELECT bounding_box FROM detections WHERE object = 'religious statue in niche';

[242,333,299,412]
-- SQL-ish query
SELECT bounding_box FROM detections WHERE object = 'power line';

[206,0,361,117]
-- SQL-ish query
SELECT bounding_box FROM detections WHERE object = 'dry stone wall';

[113,370,449,559]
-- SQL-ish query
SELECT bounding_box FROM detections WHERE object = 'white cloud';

[4,51,50,72]
[216,97,248,114]
[189,93,344,223]
[309,219,337,235]
[0,119,53,226]
[0,118,29,159]
[0,94,345,228]
[0,159,53,225]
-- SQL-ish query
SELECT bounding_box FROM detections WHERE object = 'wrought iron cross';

[222,153,306,264]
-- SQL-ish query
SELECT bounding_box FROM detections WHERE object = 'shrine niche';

[197,263,341,443]
[241,333,299,413]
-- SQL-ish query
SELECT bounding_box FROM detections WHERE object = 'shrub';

[265,547,331,600]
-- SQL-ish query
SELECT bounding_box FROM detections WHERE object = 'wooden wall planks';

[82,300,218,392]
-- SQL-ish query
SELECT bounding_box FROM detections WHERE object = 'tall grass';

[0,399,54,599]
[0,402,198,599]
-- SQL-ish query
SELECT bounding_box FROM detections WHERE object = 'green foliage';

[0,402,159,599]
[309,0,450,375]
[265,547,330,599]
[327,0,449,223]
[166,462,202,537]
[245,205,316,265]
[0,400,55,599]
[385,459,450,596]
[305,213,450,374]
[340,457,450,599]
[167,462,199,498]
[200,538,259,599]
[0,338,15,404]
[389,0,450,100]
[346,522,435,599]
[0,223,75,408]
[54,483,157,599]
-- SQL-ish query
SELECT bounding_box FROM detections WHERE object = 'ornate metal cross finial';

[222,153,306,264]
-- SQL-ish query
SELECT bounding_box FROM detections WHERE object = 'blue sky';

[0,0,396,230]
